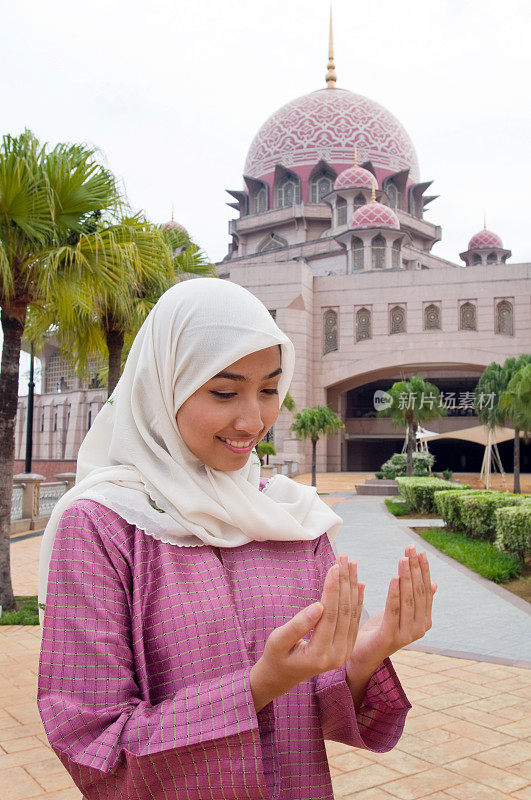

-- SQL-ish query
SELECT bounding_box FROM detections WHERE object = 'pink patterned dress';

[37,492,411,800]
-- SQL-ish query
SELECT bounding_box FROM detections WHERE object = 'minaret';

[325,7,337,88]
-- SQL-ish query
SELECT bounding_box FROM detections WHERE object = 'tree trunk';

[406,420,416,477]
[106,328,124,397]
[513,428,520,494]
[0,308,25,613]
[311,439,317,489]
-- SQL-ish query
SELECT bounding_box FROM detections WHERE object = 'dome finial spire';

[371,179,376,203]
[325,6,337,88]
[483,210,486,230]
[171,203,174,222]
[354,144,358,167]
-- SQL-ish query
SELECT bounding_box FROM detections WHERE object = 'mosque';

[14,19,531,477]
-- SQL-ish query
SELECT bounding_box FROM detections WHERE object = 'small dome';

[349,201,400,230]
[468,229,503,250]
[334,165,376,190]
[161,220,187,233]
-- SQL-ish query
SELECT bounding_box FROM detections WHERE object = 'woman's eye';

[262,389,279,395]
[210,391,236,398]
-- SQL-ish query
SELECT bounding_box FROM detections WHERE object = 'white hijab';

[38,278,342,628]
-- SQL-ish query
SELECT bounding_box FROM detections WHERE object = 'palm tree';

[0,129,125,612]
[499,363,531,493]
[25,216,215,395]
[290,405,344,488]
[378,376,446,476]
[475,355,531,492]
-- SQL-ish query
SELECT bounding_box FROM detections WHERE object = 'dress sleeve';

[37,502,274,800]
[312,532,411,752]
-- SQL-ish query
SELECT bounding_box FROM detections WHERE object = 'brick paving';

[1,472,529,799]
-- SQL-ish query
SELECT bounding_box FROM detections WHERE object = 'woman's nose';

[233,399,263,434]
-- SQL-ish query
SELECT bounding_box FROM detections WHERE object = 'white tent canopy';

[416,424,523,489]
[418,424,523,446]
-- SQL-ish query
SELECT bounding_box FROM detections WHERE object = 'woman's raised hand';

[252,555,364,701]
[345,544,437,675]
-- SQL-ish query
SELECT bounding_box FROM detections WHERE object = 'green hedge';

[379,452,434,479]
[434,489,493,529]
[395,476,470,513]
[494,505,531,563]
[460,493,530,541]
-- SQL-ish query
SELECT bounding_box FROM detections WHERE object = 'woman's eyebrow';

[212,367,282,382]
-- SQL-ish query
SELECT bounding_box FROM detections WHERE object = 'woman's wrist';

[249,658,283,713]
[345,650,388,711]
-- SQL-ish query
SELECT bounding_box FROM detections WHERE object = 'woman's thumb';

[306,602,324,623]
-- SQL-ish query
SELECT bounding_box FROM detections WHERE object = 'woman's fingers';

[418,551,435,628]
[347,560,360,655]
[311,562,340,655]
[333,555,354,661]
[398,556,414,632]
[406,545,426,636]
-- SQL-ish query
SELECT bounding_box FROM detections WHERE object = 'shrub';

[256,441,276,465]
[495,504,531,563]
[442,469,453,481]
[396,476,469,513]
[460,493,529,541]
[434,489,492,528]
[379,452,434,479]
[375,470,384,479]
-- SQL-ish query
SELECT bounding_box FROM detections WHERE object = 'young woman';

[37,277,436,800]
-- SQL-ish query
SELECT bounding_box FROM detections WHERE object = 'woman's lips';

[216,436,255,454]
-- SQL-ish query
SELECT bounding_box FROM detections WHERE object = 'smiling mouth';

[216,436,256,451]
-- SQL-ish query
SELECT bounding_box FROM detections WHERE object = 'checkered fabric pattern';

[37,497,410,799]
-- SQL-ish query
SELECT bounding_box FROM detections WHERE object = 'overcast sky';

[2,0,530,391]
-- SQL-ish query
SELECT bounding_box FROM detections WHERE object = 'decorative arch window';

[311,171,334,202]
[496,300,513,335]
[323,308,338,354]
[40,412,45,432]
[460,302,477,331]
[253,185,267,214]
[337,197,347,225]
[390,305,406,334]
[87,410,92,430]
[472,253,482,265]
[353,193,365,211]
[356,307,372,342]
[277,175,300,208]
[424,304,441,330]
[487,252,498,264]
[385,181,398,209]
[268,309,277,321]
[372,234,386,269]
[391,240,401,268]
[257,233,288,253]
[352,237,364,270]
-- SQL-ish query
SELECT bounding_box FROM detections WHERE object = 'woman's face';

[176,345,282,471]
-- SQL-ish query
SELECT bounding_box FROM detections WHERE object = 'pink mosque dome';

[468,229,503,250]
[348,201,400,231]
[243,87,420,185]
[161,220,187,232]
[334,164,376,191]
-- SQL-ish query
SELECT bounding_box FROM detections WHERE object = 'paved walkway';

[1,473,530,799]
[332,496,531,666]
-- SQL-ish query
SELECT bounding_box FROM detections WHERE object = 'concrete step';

[365,478,397,485]
[355,484,399,495]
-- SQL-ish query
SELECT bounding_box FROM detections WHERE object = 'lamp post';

[24,342,35,473]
